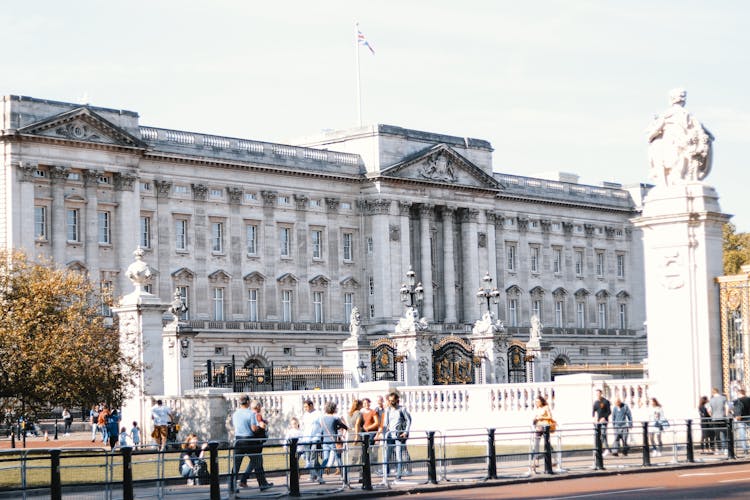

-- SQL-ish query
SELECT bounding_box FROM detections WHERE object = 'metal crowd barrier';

[1,418,748,499]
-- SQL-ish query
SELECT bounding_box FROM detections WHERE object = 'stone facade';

[0,95,647,379]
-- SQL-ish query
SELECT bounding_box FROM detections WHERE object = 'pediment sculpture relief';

[418,152,456,182]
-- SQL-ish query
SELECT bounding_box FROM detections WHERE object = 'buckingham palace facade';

[0,95,647,378]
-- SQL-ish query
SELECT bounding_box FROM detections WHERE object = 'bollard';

[54,418,59,440]
[50,449,61,500]
[486,428,497,480]
[122,446,133,500]
[288,438,300,497]
[594,423,604,470]
[209,441,220,500]
[361,435,373,490]
[543,426,554,475]
[726,418,736,459]
[426,431,438,485]
[10,427,15,449]
[642,421,651,466]
[685,419,695,463]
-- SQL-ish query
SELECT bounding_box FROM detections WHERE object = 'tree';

[723,222,750,275]
[0,250,138,417]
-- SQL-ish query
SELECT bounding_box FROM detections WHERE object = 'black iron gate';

[432,336,477,385]
[507,343,527,383]
[371,339,399,381]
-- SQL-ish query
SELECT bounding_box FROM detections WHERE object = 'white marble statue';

[530,314,543,342]
[646,88,714,186]
[348,306,366,338]
[124,247,156,294]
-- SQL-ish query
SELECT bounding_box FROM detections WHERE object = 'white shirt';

[151,405,172,425]
[302,409,322,438]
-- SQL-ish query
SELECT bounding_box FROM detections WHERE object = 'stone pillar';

[485,211,499,318]
[262,191,279,318]
[228,187,245,319]
[418,204,434,321]
[49,166,68,266]
[113,248,169,439]
[163,322,198,396]
[460,209,480,322]
[632,183,729,419]
[470,311,507,383]
[15,163,36,254]
[370,199,393,321]
[341,308,371,388]
[83,170,100,284]
[191,184,209,317]
[391,308,434,386]
[153,179,173,298]
[397,202,412,316]
[442,206,457,324]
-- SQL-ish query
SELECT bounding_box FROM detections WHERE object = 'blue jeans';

[321,442,341,469]
[736,420,749,453]
[385,431,406,478]
[303,439,321,478]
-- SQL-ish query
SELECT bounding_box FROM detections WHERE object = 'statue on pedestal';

[646,88,714,186]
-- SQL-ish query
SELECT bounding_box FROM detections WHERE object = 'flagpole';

[355,21,362,127]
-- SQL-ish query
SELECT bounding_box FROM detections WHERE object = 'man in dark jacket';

[593,389,612,456]
[733,388,750,455]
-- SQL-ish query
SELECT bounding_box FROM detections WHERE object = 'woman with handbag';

[320,401,348,482]
[649,397,666,457]
[531,395,556,472]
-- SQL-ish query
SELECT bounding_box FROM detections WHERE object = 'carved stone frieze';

[191,183,208,201]
[324,197,340,212]
[369,199,392,215]
[389,224,400,241]
[418,152,457,182]
[227,187,243,204]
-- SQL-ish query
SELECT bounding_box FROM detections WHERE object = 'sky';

[3,1,749,231]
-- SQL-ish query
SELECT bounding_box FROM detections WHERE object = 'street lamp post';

[476,272,500,314]
[400,266,425,314]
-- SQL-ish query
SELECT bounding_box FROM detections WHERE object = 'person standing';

[98,405,110,445]
[698,396,713,453]
[106,409,121,451]
[130,421,141,450]
[361,398,380,445]
[151,399,173,451]
[733,388,750,455]
[320,401,348,481]
[346,399,364,482]
[592,389,612,456]
[709,387,729,453]
[89,405,100,443]
[301,399,323,482]
[232,396,273,491]
[61,408,72,436]
[531,395,554,471]
[649,398,666,457]
[382,392,411,479]
[611,398,633,456]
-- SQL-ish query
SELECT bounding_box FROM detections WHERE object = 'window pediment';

[208,270,231,283]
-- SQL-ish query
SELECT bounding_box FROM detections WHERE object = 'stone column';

[391,308,434,386]
[632,183,729,419]
[163,291,198,395]
[460,209,480,322]
[485,211,499,317]
[114,172,138,293]
[83,170,100,285]
[15,163,36,254]
[153,179,173,298]
[397,202,412,316]
[442,206,457,324]
[418,204,434,321]
[192,184,209,317]
[113,249,168,440]
[370,199,393,321]
[228,187,245,319]
[471,311,506,383]
[341,309,371,388]
[262,191,279,318]
[49,166,69,266]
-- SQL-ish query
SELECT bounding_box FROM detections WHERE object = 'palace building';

[1,95,647,382]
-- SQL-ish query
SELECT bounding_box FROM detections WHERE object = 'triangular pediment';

[380,144,501,190]
[17,107,146,148]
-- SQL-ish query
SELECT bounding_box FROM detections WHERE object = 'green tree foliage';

[0,250,138,416]
[723,222,750,275]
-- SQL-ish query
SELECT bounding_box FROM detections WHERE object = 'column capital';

[540,219,551,233]
[114,171,138,191]
[227,186,243,204]
[82,169,100,186]
[369,199,392,215]
[293,193,309,210]
[15,162,36,182]
[418,203,434,218]
[191,183,208,201]
[261,190,278,207]
[49,166,69,182]
[324,197,340,212]
[154,179,172,198]
[458,208,480,223]
[516,216,529,232]
[398,201,412,216]
[562,221,574,235]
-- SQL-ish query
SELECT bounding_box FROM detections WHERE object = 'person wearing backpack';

[382,392,412,480]
[180,433,208,485]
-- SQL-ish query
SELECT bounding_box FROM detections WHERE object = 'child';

[285,417,304,440]
[119,427,129,448]
[130,422,140,449]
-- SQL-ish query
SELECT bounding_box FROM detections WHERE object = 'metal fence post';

[486,428,497,480]
[54,418,59,440]
[50,449,61,500]
[543,426,554,475]
[122,446,133,500]
[685,419,695,463]
[209,441,220,500]
[427,431,438,484]
[642,421,651,466]
[10,427,15,448]
[726,418,736,459]
[288,438,300,497]
[594,423,604,470]
[361,435,373,490]
[207,360,213,387]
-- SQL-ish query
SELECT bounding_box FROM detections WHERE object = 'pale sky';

[3,1,749,230]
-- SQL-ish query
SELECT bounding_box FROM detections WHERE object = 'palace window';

[616,254,625,278]
[596,251,605,276]
[311,230,323,259]
[313,291,324,323]
[247,289,259,321]
[532,299,542,321]
[508,298,518,327]
[246,223,258,255]
[506,243,517,272]
[576,301,585,328]
[530,246,540,273]
[176,286,189,320]
[344,293,354,322]
[213,288,225,321]
[343,232,353,261]
[597,302,607,329]
[368,276,374,295]
[211,221,224,253]
[553,248,562,274]
[98,211,111,244]
[140,216,151,248]
[281,290,293,321]
[618,303,627,329]
[554,300,564,327]
[575,250,584,276]
[66,209,80,242]
[34,206,47,240]
[279,227,291,257]
[175,219,188,251]
[100,281,113,317]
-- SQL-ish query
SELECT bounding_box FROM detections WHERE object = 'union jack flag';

[357,25,375,55]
